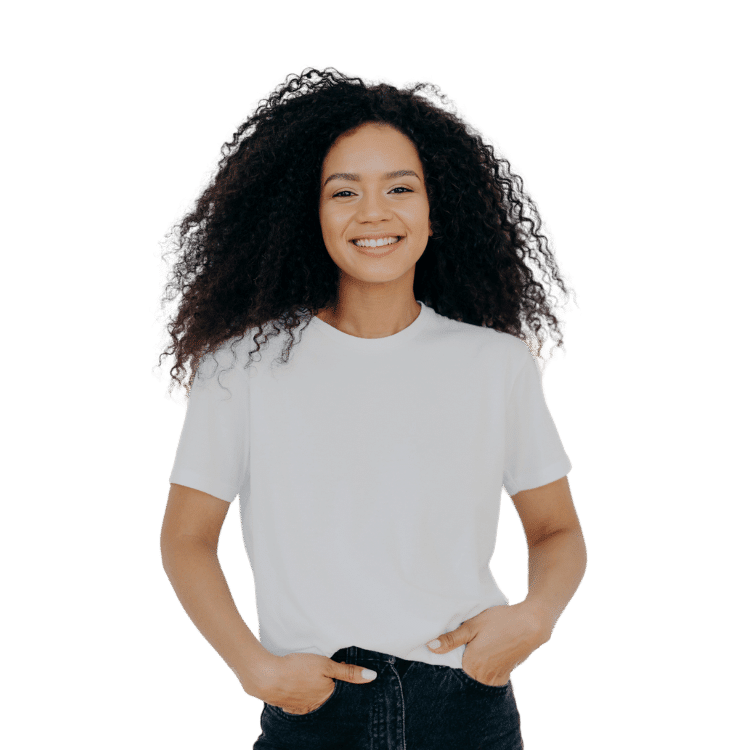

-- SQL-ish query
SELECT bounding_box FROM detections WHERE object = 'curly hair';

[156,66,574,398]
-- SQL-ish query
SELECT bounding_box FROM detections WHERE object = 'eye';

[331,186,414,198]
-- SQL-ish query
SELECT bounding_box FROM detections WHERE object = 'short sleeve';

[502,347,572,497]
[168,344,250,503]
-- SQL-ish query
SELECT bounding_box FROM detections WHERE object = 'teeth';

[353,236,400,248]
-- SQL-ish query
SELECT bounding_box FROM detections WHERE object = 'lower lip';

[351,237,404,257]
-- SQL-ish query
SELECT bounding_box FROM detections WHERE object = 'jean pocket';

[270,678,342,720]
[455,667,512,691]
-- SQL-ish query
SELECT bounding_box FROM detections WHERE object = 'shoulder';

[479,327,535,366]
[428,309,515,354]
[428,310,532,383]
[191,332,257,391]
[483,330,537,389]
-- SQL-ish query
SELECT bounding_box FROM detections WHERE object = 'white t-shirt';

[168,300,572,669]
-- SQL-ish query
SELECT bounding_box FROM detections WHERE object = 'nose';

[355,191,393,222]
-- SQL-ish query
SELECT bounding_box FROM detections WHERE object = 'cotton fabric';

[168,301,572,670]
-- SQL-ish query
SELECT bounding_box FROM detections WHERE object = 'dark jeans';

[253,645,524,749]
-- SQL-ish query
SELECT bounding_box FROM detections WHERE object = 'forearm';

[161,537,273,693]
[522,528,587,637]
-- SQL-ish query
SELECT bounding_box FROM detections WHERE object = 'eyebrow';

[322,169,420,187]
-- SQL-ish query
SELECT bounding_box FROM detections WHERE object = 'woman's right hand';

[245,652,378,715]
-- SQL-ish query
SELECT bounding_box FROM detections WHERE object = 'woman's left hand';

[425,603,552,686]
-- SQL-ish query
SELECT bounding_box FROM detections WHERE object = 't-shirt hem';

[168,469,237,504]
[503,457,572,497]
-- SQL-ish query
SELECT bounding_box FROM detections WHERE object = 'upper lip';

[350,233,403,241]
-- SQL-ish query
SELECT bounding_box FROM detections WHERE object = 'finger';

[330,662,378,683]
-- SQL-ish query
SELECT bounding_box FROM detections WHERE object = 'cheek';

[320,208,347,233]
[405,201,430,224]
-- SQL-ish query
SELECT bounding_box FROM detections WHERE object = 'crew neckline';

[310,301,431,350]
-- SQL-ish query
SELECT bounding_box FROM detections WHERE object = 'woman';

[159,67,587,749]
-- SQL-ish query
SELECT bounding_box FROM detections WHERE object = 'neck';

[316,298,421,339]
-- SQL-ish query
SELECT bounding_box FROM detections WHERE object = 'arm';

[424,475,586,682]
[160,484,274,696]
[512,475,588,638]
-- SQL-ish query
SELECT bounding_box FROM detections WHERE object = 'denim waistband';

[331,645,413,667]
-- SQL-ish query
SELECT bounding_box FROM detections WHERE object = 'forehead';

[324,124,420,164]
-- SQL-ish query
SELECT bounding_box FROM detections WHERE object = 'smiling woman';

[158,66,584,750]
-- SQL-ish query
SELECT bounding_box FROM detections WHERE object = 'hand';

[244,652,379,715]
[426,603,551,686]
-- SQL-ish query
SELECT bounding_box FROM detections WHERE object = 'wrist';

[519,599,556,642]
[235,652,281,699]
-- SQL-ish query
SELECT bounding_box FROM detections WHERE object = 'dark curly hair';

[156,67,574,398]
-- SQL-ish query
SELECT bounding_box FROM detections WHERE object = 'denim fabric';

[253,645,523,749]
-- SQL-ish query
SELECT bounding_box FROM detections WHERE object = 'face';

[318,123,432,289]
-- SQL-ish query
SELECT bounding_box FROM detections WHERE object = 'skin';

[316,122,433,338]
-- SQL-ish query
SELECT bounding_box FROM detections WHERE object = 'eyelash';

[332,187,414,198]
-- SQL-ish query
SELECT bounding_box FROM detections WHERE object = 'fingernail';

[361,668,377,680]
[427,639,441,649]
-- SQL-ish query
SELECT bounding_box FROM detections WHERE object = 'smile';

[352,235,401,247]
[350,236,404,257]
